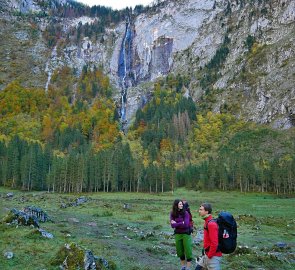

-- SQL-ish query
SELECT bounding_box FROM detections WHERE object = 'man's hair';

[200,203,212,214]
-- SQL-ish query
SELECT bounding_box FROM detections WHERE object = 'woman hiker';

[170,199,193,270]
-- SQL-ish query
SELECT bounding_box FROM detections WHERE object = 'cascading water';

[118,17,133,126]
[45,45,57,92]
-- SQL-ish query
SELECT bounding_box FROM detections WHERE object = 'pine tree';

[6,136,22,188]
[0,140,7,185]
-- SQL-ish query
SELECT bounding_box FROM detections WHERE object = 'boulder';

[50,243,116,270]
[38,228,54,239]
[23,206,49,222]
[3,207,50,228]
[4,251,14,259]
[123,203,131,210]
[60,196,90,208]
[275,242,288,249]
[6,193,14,198]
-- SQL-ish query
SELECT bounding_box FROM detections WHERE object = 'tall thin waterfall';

[45,45,57,92]
[118,18,133,125]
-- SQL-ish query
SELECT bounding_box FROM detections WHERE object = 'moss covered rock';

[50,242,116,270]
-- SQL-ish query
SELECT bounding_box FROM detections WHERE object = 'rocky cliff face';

[0,0,294,128]
[1,0,67,13]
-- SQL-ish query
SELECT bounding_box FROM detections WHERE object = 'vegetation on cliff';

[0,69,294,194]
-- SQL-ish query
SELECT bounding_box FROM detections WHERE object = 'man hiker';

[195,203,222,270]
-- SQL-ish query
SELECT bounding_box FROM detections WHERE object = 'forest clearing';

[0,187,294,269]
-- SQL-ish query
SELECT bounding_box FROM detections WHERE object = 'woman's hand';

[171,220,176,224]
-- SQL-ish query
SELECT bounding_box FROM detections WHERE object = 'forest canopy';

[0,69,294,194]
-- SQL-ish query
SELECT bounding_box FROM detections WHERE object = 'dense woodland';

[0,65,294,194]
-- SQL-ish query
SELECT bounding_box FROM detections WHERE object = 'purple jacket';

[170,211,190,234]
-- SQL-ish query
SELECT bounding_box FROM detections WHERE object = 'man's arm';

[207,221,219,259]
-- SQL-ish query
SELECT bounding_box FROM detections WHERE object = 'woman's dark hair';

[171,199,184,218]
[200,202,212,214]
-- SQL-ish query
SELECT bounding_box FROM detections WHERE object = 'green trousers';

[175,233,192,260]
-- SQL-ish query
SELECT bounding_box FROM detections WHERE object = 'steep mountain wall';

[0,0,294,128]
[122,0,295,128]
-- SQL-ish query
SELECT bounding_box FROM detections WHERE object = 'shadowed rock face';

[150,36,173,79]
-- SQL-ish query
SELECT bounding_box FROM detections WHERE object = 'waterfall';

[118,17,133,125]
[45,45,57,92]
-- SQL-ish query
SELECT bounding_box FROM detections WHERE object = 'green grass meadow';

[0,187,294,270]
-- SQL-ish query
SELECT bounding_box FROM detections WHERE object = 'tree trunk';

[161,170,164,193]
[137,172,140,192]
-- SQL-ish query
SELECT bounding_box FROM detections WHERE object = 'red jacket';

[203,215,222,259]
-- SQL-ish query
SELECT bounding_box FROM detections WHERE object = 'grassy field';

[0,187,294,270]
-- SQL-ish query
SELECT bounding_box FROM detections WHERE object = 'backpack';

[183,201,194,234]
[206,211,237,254]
